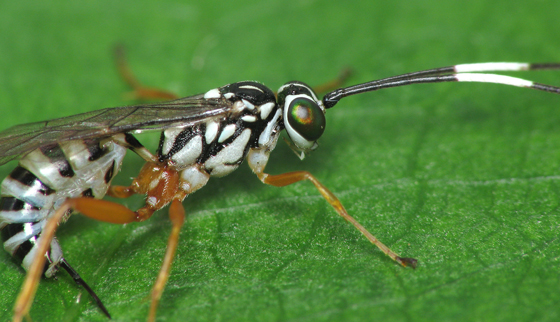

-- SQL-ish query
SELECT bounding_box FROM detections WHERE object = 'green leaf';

[1,0,559,321]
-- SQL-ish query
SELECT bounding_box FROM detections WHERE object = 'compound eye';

[286,97,326,143]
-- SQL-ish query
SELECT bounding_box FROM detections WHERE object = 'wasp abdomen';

[0,139,126,278]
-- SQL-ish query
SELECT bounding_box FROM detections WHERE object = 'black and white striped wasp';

[2,54,560,321]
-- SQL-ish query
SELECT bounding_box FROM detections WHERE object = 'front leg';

[247,149,417,268]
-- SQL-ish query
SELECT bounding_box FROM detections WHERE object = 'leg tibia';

[147,199,185,322]
[262,171,417,268]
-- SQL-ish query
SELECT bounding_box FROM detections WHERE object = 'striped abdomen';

[0,139,126,277]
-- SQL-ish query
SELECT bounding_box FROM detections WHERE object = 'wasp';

[2,51,559,321]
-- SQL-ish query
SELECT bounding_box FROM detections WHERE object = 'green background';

[1,0,559,321]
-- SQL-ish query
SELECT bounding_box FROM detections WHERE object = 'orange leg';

[12,197,155,322]
[13,202,71,322]
[73,192,186,322]
[258,171,417,268]
[312,68,352,94]
[15,159,187,321]
[116,45,348,100]
[147,199,185,322]
[108,184,137,198]
[70,197,143,223]
[115,44,179,101]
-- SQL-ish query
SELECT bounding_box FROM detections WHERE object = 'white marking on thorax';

[171,135,203,169]
[218,124,237,143]
[205,121,219,144]
[179,165,210,194]
[242,99,255,110]
[233,100,246,113]
[205,129,251,177]
[258,109,281,146]
[259,102,275,119]
[241,115,257,122]
[203,88,221,99]
[162,128,184,156]
[224,92,235,99]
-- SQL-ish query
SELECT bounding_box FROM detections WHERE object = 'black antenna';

[60,259,111,319]
[323,62,560,108]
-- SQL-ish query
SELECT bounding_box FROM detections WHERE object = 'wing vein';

[0,94,232,165]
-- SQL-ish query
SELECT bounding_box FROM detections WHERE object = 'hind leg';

[12,197,147,322]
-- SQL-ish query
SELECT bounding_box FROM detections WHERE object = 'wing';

[0,94,232,165]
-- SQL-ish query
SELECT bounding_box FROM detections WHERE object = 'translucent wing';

[0,94,231,165]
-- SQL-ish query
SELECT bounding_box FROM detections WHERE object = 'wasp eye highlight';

[287,97,325,141]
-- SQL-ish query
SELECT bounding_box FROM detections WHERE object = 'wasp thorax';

[277,81,326,151]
